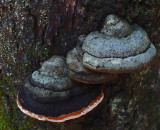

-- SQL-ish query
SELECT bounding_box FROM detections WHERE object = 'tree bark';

[0,0,160,129]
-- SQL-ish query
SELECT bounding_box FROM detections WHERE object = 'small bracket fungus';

[17,55,104,122]
[67,45,117,84]
[82,14,156,73]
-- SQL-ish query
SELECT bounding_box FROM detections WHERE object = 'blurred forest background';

[0,0,160,129]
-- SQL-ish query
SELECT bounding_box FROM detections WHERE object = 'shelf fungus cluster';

[17,14,156,122]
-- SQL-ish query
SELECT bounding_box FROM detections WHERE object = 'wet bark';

[0,0,160,129]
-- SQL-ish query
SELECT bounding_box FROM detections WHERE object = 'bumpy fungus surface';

[67,46,117,84]
[82,14,156,73]
[17,55,104,122]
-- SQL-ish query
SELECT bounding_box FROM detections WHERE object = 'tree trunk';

[0,0,160,129]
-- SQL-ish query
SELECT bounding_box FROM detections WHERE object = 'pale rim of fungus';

[82,43,156,73]
[17,89,104,122]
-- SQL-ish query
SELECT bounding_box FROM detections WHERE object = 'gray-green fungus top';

[82,14,156,73]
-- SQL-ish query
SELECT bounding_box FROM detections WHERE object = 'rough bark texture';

[0,0,160,129]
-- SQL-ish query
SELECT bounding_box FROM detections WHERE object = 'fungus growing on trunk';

[17,55,104,122]
[67,46,117,84]
[82,14,156,73]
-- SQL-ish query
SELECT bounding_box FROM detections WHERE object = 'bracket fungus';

[17,55,104,122]
[67,45,117,84]
[82,14,156,73]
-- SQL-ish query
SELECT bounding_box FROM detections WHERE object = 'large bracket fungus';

[17,55,104,122]
[82,14,156,73]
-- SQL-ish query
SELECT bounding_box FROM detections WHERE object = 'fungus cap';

[22,55,81,103]
[82,14,156,73]
[23,76,88,103]
[17,86,104,122]
[67,46,117,84]
[82,26,150,58]
[17,55,104,122]
[40,55,67,76]
[29,55,73,90]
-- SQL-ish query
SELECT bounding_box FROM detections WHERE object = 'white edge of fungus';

[83,43,156,71]
[17,91,104,123]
